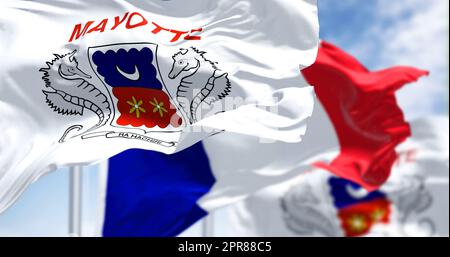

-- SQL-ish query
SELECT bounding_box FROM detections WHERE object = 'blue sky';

[0,0,448,236]
[319,0,449,119]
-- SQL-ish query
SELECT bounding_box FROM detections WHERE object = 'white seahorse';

[281,183,342,236]
[40,50,111,141]
[168,47,231,124]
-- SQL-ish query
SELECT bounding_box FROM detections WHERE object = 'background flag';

[303,41,429,190]
[101,143,214,237]
[225,117,449,237]
[95,41,428,236]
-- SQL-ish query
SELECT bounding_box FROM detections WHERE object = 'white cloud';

[350,0,449,119]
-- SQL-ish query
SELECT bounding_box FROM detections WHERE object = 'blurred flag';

[0,0,319,212]
[303,41,428,190]
[225,117,449,237]
[95,41,428,236]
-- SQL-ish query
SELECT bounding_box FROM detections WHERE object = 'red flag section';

[113,87,183,128]
[302,41,429,191]
[338,198,391,237]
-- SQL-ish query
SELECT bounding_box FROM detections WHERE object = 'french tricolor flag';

[95,41,428,237]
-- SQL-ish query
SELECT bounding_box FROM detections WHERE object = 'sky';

[0,0,448,236]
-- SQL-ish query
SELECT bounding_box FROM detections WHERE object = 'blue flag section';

[92,47,163,89]
[103,143,215,237]
[328,177,387,209]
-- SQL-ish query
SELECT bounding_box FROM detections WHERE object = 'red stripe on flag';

[302,41,429,191]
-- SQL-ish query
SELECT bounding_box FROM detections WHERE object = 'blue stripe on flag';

[103,142,215,237]
[329,177,386,209]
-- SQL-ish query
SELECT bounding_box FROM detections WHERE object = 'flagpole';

[202,211,214,237]
[68,165,83,237]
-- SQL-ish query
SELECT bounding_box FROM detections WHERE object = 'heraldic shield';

[40,42,231,148]
[88,43,183,134]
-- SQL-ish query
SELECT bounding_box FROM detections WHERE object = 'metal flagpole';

[68,165,83,237]
[202,211,214,237]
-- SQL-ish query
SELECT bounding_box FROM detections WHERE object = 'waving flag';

[0,0,319,212]
[95,41,429,236]
[100,143,214,237]
[225,117,449,237]
[304,41,429,190]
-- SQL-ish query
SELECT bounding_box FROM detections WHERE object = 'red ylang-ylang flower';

[113,87,182,128]
[338,198,391,237]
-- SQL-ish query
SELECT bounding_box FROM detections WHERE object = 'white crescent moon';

[346,184,369,199]
[116,65,140,81]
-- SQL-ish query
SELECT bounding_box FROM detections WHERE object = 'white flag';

[225,117,449,237]
[196,41,428,210]
[0,0,318,212]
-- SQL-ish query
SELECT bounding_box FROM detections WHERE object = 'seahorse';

[280,183,341,236]
[168,47,231,124]
[40,50,111,139]
[388,176,435,235]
